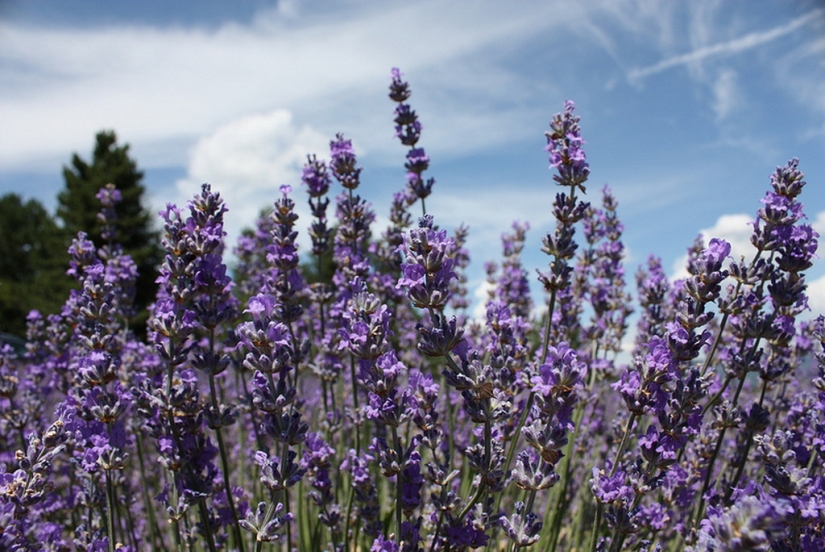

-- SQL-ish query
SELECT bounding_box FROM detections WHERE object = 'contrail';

[628,8,824,81]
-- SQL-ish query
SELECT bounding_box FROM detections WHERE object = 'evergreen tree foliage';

[0,194,72,335]
[57,130,163,330]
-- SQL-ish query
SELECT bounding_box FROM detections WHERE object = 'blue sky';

[2,0,824,321]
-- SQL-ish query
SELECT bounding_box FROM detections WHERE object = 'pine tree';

[57,130,163,331]
[0,194,72,335]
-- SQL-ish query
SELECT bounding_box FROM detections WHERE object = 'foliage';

[0,194,73,335]
[0,70,822,552]
[58,130,163,330]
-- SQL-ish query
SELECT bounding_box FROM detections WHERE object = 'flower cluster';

[3,69,822,552]
[390,67,434,210]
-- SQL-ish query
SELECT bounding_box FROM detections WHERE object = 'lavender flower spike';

[545,100,590,192]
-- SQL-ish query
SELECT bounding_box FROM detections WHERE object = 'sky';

[2,0,825,321]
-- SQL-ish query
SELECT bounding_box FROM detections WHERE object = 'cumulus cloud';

[808,274,825,319]
[670,213,753,279]
[173,109,329,250]
[809,210,825,318]
[812,209,825,237]
[668,209,825,321]
[470,278,496,322]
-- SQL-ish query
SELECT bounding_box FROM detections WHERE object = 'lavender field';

[1,69,823,552]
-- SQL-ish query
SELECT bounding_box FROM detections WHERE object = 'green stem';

[105,470,117,552]
[135,433,163,551]
[343,479,356,552]
[429,510,445,552]
[196,498,218,552]
[541,290,559,365]
[590,413,637,552]
[700,311,730,377]
[693,420,728,530]
[392,425,404,547]
[610,414,637,477]
[701,376,732,416]
[349,356,362,453]
[121,486,140,551]
[588,505,603,552]
[807,437,820,479]
[240,368,267,452]
[724,379,770,504]
[208,372,246,552]
[203,325,245,552]
[275,423,294,551]
[546,400,588,551]
[255,501,277,552]
[456,403,492,524]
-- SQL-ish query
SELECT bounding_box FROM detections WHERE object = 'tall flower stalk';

[2,72,822,552]
[390,68,434,216]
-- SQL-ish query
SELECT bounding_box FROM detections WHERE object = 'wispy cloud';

[628,8,825,81]
[0,1,576,172]
[712,68,739,121]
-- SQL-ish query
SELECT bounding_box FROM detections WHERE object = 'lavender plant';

[2,69,822,552]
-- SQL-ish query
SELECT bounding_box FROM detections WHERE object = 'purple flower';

[770,157,806,198]
[389,68,434,203]
[500,501,543,547]
[370,533,399,552]
[445,520,489,548]
[531,342,586,428]
[400,450,424,516]
[417,315,465,358]
[302,154,330,197]
[635,255,672,351]
[511,449,560,491]
[398,215,458,311]
[775,223,818,274]
[254,449,305,491]
[330,133,362,190]
[239,501,293,543]
[95,183,122,244]
[405,148,429,175]
[237,298,294,374]
[545,100,590,191]
[389,67,411,103]
[590,463,634,505]
[365,390,404,427]
[339,292,392,361]
[690,495,792,551]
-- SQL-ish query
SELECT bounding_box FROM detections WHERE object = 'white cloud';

[1,0,821,320]
[668,210,825,317]
[808,273,825,318]
[812,210,825,237]
[470,278,495,322]
[670,213,753,279]
[616,3,825,163]
[172,109,329,250]
[712,68,739,121]
[0,1,591,173]
[427,187,555,262]
[628,8,824,81]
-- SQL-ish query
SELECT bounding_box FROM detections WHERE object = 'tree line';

[0,131,162,338]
